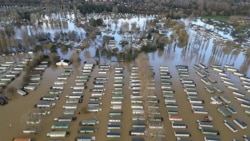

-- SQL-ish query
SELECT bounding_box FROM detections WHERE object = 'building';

[56,59,71,66]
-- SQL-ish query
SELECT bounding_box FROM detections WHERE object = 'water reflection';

[147,36,249,76]
[4,14,250,77]
[2,15,250,141]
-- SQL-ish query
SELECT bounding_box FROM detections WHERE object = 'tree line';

[75,0,250,18]
[123,0,249,16]
[1,0,249,22]
[77,3,133,14]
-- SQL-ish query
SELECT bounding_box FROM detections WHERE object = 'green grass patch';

[202,15,229,22]
[241,24,250,30]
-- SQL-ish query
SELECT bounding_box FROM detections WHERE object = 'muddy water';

[147,50,250,141]
[0,67,64,140]
[1,50,250,141]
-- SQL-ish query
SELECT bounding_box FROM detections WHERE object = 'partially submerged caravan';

[17,89,28,96]
[46,131,70,137]
[35,102,55,108]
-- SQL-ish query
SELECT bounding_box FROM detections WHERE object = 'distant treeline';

[0,0,40,5]
[76,0,250,17]
[77,3,133,14]
[1,0,250,18]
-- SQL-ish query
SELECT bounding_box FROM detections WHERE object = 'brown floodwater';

[1,50,250,141]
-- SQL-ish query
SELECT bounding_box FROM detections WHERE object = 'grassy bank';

[202,15,229,22]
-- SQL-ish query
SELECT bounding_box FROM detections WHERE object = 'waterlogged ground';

[1,15,250,141]
[6,13,250,75]
[1,49,250,141]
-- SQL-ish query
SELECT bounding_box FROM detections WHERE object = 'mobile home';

[63,109,75,115]
[174,130,191,137]
[24,85,36,91]
[80,119,99,126]
[54,81,67,85]
[26,118,42,125]
[17,89,28,96]
[49,89,62,95]
[129,128,145,136]
[32,109,51,115]
[62,103,78,109]
[224,120,238,132]
[109,116,122,122]
[171,121,187,128]
[46,131,69,137]
[40,95,59,101]
[35,102,55,108]
[87,107,102,112]
[22,127,38,134]
[106,132,121,138]
[54,115,76,122]
[169,115,183,121]
[71,86,87,90]
[75,135,96,141]
[51,85,64,90]
[79,126,97,134]
[198,121,213,128]
[107,123,121,130]
[233,118,247,129]
[198,127,219,135]
[51,122,70,129]
[66,98,82,104]
[204,136,220,141]
[66,94,83,99]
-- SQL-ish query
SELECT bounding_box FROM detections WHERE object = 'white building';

[56,59,71,66]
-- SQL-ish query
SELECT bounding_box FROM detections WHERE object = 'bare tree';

[9,9,20,23]
[49,53,59,66]
[0,31,7,52]
[73,1,78,23]
[5,86,17,97]
[121,22,129,33]
[131,22,137,32]
[135,53,154,140]
[88,31,96,40]
[22,74,30,87]
[83,50,91,59]
[70,52,80,68]
[198,0,204,14]
[21,30,29,51]
[112,6,118,14]
[54,31,61,42]
[30,13,39,25]
[81,39,89,48]
[60,45,68,55]
[178,28,189,47]
[61,20,68,29]
[158,36,168,44]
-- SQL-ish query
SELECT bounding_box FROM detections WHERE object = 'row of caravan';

[129,66,165,138]
[72,63,99,140]
[105,67,124,139]
[47,64,94,140]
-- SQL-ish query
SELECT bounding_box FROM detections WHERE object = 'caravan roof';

[13,138,31,141]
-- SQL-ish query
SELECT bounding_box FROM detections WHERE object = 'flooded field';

[1,14,250,141]
[1,47,250,141]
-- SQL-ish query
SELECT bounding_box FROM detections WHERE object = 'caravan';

[51,122,70,129]
[17,89,28,96]
[40,95,59,101]
[80,119,99,126]
[35,102,55,108]
[46,131,70,137]
[79,127,97,133]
